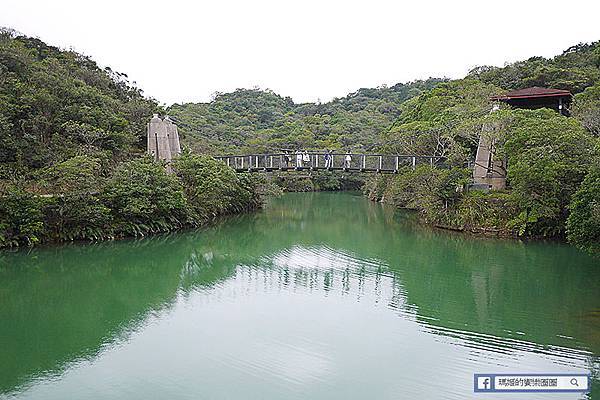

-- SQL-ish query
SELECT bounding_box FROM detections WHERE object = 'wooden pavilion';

[491,87,572,116]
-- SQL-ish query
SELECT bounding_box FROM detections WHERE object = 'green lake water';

[1,192,599,399]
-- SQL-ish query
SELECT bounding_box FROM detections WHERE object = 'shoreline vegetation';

[0,153,264,247]
[364,105,598,242]
[1,28,599,254]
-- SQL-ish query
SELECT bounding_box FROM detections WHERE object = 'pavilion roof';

[491,87,572,100]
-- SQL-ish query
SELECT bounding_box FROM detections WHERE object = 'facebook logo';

[476,376,493,391]
[474,373,590,393]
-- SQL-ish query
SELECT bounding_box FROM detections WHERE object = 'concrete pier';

[472,133,506,190]
[164,116,181,157]
[147,114,181,164]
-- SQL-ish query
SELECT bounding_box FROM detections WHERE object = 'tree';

[167,80,446,155]
[567,165,600,254]
[467,41,600,94]
[503,109,596,236]
[0,188,44,247]
[37,155,103,194]
[36,156,112,241]
[384,79,502,165]
[172,152,260,221]
[572,83,600,136]
[101,158,190,236]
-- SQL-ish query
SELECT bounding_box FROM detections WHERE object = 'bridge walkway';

[215,153,445,173]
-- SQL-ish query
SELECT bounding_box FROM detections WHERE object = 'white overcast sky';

[2,0,600,105]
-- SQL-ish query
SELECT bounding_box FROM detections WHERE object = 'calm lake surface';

[1,192,599,399]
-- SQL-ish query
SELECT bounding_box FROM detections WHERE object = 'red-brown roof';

[491,87,572,100]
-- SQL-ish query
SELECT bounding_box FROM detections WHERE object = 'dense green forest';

[468,42,600,93]
[168,79,445,154]
[366,41,600,253]
[1,28,599,253]
[0,29,262,247]
[0,29,158,178]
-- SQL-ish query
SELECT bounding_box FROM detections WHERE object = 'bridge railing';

[214,153,446,173]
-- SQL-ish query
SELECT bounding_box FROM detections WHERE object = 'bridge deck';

[229,166,399,173]
[215,153,445,173]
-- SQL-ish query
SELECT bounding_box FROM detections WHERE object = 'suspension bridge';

[145,116,445,174]
[214,153,445,174]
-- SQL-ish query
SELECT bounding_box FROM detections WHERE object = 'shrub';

[567,166,600,254]
[37,155,103,194]
[173,153,260,220]
[0,188,45,247]
[364,174,391,201]
[447,190,518,234]
[365,166,471,227]
[312,172,364,191]
[387,166,434,208]
[101,157,190,236]
[572,83,600,136]
[43,194,112,241]
[273,175,315,192]
[503,109,596,236]
[412,167,471,222]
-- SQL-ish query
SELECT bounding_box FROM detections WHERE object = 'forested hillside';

[0,28,160,181]
[0,29,262,247]
[169,41,600,158]
[168,79,445,154]
[1,28,599,253]
[468,41,600,94]
[368,41,600,254]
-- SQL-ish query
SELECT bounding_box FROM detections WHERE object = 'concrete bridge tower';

[472,105,507,190]
[164,116,181,157]
[147,114,181,163]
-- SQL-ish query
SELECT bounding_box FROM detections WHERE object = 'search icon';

[570,378,579,387]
